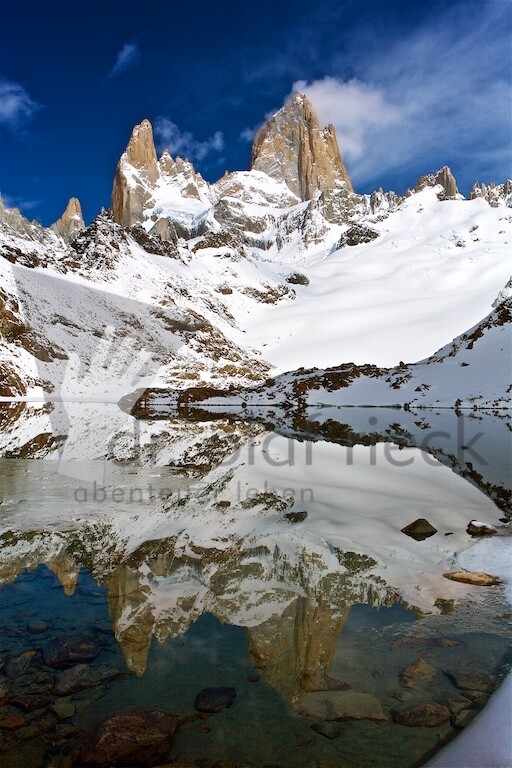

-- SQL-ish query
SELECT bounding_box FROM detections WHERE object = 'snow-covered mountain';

[1,93,511,412]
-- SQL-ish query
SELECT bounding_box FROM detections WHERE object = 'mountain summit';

[250,93,353,200]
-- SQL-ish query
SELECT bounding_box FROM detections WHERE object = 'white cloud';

[154,117,225,162]
[107,42,140,79]
[0,77,43,131]
[292,77,400,161]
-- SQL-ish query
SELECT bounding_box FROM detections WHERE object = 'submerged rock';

[54,663,121,695]
[73,708,178,767]
[301,673,351,692]
[392,701,450,727]
[311,720,345,739]
[300,690,387,722]
[43,636,102,668]
[400,659,438,689]
[194,686,237,713]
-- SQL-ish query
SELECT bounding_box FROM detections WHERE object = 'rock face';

[50,197,84,242]
[250,93,353,200]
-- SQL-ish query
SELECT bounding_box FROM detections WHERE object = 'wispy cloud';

[154,117,224,162]
[0,77,43,131]
[107,42,140,79]
[2,193,41,213]
[240,125,259,143]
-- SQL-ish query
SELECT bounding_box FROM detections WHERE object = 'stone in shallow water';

[452,708,477,729]
[4,650,39,678]
[43,636,102,668]
[442,668,496,693]
[390,635,459,650]
[400,518,437,540]
[311,720,345,739]
[400,659,438,689]
[392,702,451,727]
[51,696,76,720]
[0,704,27,730]
[301,673,351,692]
[300,690,388,722]
[73,708,178,767]
[194,686,237,713]
[7,693,51,712]
[27,620,52,634]
[54,663,121,695]
[443,571,502,586]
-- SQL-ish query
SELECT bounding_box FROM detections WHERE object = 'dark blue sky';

[1,0,510,226]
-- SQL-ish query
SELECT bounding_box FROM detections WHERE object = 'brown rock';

[400,518,437,540]
[400,659,437,689]
[392,702,450,727]
[466,520,497,536]
[300,690,387,722]
[73,708,178,767]
[250,93,353,200]
[443,571,502,586]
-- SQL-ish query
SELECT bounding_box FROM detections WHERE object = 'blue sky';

[0,0,510,226]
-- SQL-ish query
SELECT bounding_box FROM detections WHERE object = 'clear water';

[0,404,510,768]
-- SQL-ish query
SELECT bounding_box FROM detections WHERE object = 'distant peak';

[415,166,459,199]
[51,196,85,243]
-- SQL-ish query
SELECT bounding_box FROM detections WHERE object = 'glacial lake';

[0,403,510,768]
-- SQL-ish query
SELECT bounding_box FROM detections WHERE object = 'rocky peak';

[158,150,209,201]
[123,119,159,183]
[51,197,85,243]
[415,166,459,200]
[250,93,353,201]
[111,119,159,229]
